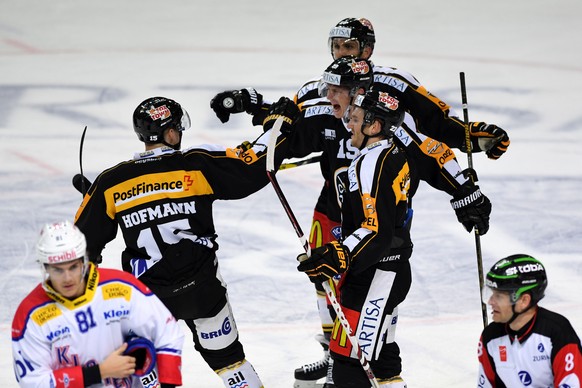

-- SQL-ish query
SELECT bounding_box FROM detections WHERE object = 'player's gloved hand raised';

[469,122,510,160]
[297,241,351,284]
[450,181,491,235]
[210,87,263,123]
[262,96,300,134]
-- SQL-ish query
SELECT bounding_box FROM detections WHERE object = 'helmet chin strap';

[358,123,380,151]
[507,300,535,325]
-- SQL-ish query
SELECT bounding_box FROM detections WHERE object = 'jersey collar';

[134,146,177,160]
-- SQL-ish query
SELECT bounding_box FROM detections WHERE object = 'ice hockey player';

[478,254,582,387]
[297,88,414,387]
[211,54,491,386]
[73,96,297,388]
[11,221,184,388]
[210,16,505,387]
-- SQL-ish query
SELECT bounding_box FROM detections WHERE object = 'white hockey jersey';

[477,307,582,387]
[12,263,184,388]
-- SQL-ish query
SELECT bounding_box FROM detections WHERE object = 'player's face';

[46,259,86,299]
[486,289,514,323]
[331,38,362,60]
[326,85,352,119]
[347,106,367,149]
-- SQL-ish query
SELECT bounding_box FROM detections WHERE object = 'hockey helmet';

[37,220,88,283]
[319,56,373,98]
[132,97,191,143]
[329,17,376,58]
[485,254,548,304]
[353,89,405,136]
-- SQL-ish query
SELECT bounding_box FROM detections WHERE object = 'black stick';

[460,72,488,328]
[78,126,88,196]
[265,118,380,387]
[279,155,321,170]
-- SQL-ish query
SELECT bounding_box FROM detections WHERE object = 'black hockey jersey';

[285,99,468,224]
[294,64,475,151]
[478,307,582,387]
[340,139,412,273]
[74,130,287,280]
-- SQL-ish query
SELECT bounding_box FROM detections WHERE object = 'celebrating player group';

[12,16,581,388]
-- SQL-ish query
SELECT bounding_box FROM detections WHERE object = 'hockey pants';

[330,247,412,387]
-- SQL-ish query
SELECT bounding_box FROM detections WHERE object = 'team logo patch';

[359,18,374,31]
[147,105,171,121]
[378,92,399,110]
[350,60,370,75]
[331,226,342,240]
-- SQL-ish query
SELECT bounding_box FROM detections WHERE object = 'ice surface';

[1,1,581,386]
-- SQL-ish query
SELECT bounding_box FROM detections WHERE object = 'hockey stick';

[265,119,380,387]
[72,126,90,196]
[279,154,322,170]
[266,118,311,255]
[460,72,488,328]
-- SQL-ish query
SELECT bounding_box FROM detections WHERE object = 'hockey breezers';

[265,118,380,388]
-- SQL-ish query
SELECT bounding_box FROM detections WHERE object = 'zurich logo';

[518,371,532,386]
[537,343,545,352]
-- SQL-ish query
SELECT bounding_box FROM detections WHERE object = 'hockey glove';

[470,122,510,160]
[297,241,351,284]
[124,336,157,377]
[210,87,263,123]
[450,182,491,235]
[262,96,300,134]
[72,173,92,195]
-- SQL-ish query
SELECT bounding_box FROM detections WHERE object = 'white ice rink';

[1,1,582,386]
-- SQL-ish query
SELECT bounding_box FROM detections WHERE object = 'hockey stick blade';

[72,173,92,195]
[279,154,322,170]
[266,117,284,173]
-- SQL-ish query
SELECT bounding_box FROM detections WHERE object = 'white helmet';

[37,221,87,266]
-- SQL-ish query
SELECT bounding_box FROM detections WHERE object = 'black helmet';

[353,89,405,136]
[328,17,376,57]
[486,254,548,304]
[132,97,190,143]
[320,56,373,98]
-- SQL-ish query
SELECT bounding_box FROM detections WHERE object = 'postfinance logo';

[105,170,212,216]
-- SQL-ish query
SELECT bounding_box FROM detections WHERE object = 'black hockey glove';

[450,182,491,235]
[210,87,263,123]
[72,173,92,195]
[262,96,300,134]
[297,241,351,284]
[469,122,510,160]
